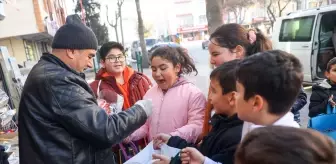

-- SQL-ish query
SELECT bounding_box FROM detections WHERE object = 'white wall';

[0,0,38,39]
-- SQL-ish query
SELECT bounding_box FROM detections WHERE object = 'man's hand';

[135,99,153,117]
[153,133,172,149]
[180,147,205,164]
[152,154,171,164]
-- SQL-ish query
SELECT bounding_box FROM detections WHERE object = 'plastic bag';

[124,141,180,164]
[96,80,124,115]
[0,90,9,108]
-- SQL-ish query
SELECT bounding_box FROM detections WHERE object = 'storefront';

[177,25,208,41]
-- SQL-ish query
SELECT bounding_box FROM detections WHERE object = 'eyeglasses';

[105,55,126,62]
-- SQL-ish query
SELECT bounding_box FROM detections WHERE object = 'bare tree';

[135,0,149,68]
[260,0,293,27]
[206,0,224,34]
[225,0,253,24]
[106,5,120,42]
[117,0,125,45]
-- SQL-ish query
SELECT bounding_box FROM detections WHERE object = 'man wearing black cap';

[18,15,152,164]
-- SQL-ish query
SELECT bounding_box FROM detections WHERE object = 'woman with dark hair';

[202,24,273,138]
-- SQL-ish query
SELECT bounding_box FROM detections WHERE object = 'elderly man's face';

[66,49,96,73]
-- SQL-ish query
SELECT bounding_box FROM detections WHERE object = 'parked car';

[202,40,209,49]
[131,38,159,59]
[272,5,336,83]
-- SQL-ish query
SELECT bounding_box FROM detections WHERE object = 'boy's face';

[236,81,263,123]
[209,79,236,116]
[325,64,336,83]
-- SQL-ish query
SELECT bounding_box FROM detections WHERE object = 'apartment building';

[174,0,208,41]
[0,0,68,66]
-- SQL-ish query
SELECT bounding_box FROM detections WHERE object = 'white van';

[272,5,336,83]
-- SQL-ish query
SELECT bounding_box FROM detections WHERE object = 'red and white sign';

[177,25,208,33]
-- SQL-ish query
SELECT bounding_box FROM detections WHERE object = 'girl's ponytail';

[247,28,273,56]
[176,47,198,76]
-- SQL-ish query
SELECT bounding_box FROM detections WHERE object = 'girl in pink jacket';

[128,46,206,144]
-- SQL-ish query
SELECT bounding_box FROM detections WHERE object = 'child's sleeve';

[170,92,206,143]
[309,87,329,117]
[129,119,149,141]
[167,136,197,149]
[129,92,151,141]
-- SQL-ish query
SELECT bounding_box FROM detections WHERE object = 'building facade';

[173,0,208,41]
[0,0,68,66]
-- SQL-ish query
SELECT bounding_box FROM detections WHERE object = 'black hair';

[210,59,240,94]
[236,126,336,164]
[236,50,303,115]
[210,24,272,57]
[150,46,198,76]
[99,41,125,60]
[326,57,336,72]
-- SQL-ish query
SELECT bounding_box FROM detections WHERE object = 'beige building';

[0,0,68,66]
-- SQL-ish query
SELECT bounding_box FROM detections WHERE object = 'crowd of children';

[91,23,336,164]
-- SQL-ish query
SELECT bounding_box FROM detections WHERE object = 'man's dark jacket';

[18,54,148,164]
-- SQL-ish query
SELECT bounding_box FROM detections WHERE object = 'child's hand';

[180,147,205,164]
[329,95,336,107]
[152,154,171,164]
[122,136,131,144]
[153,133,171,149]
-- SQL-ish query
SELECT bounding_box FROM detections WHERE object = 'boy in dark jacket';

[309,57,336,117]
[152,60,243,164]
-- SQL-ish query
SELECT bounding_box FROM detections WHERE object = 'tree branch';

[106,5,117,27]
[117,0,125,7]
[279,0,291,16]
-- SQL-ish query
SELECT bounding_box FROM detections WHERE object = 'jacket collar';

[248,112,300,130]
[41,53,85,79]
[210,113,242,129]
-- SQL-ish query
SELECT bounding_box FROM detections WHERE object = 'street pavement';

[86,40,312,128]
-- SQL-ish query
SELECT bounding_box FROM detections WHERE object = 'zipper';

[155,88,167,135]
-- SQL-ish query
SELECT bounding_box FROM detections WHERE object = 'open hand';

[153,133,171,149]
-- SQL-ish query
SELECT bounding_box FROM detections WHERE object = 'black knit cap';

[52,14,98,50]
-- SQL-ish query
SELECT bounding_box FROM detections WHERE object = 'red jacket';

[90,67,152,110]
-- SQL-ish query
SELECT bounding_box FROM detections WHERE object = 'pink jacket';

[129,77,206,143]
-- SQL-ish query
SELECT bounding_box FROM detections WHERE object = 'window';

[177,14,194,28]
[23,40,38,61]
[199,15,207,24]
[279,16,315,42]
